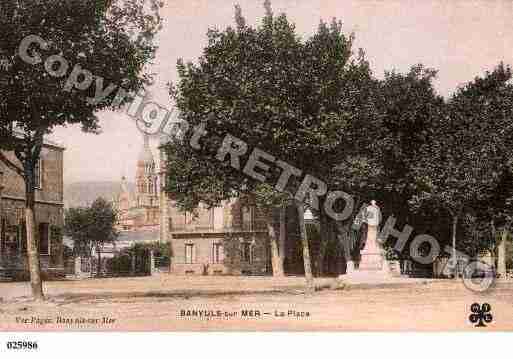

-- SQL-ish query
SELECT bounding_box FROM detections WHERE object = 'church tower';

[135,134,159,224]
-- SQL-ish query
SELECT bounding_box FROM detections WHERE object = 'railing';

[0,254,27,269]
[0,255,27,281]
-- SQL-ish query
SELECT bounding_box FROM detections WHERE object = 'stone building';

[165,198,272,275]
[158,140,274,275]
[0,139,65,280]
[115,135,160,233]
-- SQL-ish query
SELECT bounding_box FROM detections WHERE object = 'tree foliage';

[413,63,513,255]
[64,197,119,257]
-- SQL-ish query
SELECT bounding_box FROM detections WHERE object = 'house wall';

[166,197,271,276]
[170,232,269,275]
[0,143,65,278]
[1,146,63,203]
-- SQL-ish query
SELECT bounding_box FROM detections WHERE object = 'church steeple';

[135,134,159,206]
[138,134,154,168]
[117,135,161,231]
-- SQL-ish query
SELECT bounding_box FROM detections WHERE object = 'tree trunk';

[317,241,327,277]
[96,245,102,278]
[451,214,458,279]
[25,185,44,301]
[317,211,331,276]
[497,229,507,276]
[338,221,353,274]
[296,201,314,293]
[267,218,284,277]
[279,205,286,273]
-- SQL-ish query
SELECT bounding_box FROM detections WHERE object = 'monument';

[358,200,384,271]
[343,200,392,282]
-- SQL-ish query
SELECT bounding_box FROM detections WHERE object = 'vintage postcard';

[1,0,513,342]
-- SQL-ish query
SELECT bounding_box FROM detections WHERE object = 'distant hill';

[64,181,135,208]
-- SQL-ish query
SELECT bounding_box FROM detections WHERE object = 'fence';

[72,250,155,278]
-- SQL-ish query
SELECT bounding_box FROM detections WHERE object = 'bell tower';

[135,135,159,223]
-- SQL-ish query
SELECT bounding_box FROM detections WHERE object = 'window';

[38,223,49,255]
[212,243,223,264]
[241,242,252,263]
[34,159,43,189]
[242,206,253,231]
[185,243,195,264]
[17,221,27,253]
[1,221,20,255]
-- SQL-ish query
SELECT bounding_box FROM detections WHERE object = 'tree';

[295,20,380,275]
[165,2,310,284]
[370,65,445,260]
[0,0,162,299]
[413,63,513,275]
[165,2,381,289]
[64,198,118,277]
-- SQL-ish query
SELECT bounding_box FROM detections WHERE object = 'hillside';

[64,181,135,208]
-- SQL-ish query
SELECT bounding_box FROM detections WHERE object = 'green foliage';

[165,3,378,219]
[64,197,119,256]
[0,0,162,185]
[50,225,62,239]
[163,3,513,262]
[412,63,513,253]
[125,241,171,258]
[306,223,320,244]
[62,244,73,261]
[106,254,132,275]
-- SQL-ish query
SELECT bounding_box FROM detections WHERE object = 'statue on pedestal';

[358,200,383,270]
[346,200,383,273]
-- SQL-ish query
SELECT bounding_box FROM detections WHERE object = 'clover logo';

[469,303,493,327]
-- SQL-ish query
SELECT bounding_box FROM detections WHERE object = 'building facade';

[166,198,271,275]
[158,141,274,275]
[0,140,65,280]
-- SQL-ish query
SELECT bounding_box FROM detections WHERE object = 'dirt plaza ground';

[1,275,512,331]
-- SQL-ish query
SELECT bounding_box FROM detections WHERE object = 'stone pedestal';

[341,224,391,283]
[359,225,385,271]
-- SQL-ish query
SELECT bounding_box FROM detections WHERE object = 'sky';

[51,0,513,184]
